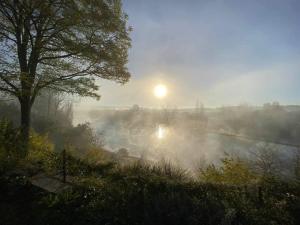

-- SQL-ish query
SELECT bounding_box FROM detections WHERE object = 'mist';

[2,1,300,224]
[74,103,300,177]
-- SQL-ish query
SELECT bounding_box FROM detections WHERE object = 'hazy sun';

[154,84,167,98]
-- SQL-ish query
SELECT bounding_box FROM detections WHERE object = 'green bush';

[0,119,22,173]
[0,119,60,175]
[20,132,59,175]
[198,155,258,185]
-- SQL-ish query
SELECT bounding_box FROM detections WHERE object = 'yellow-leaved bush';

[21,132,60,175]
[199,155,259,185]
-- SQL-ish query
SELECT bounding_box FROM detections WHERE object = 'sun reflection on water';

[157,125,167,139]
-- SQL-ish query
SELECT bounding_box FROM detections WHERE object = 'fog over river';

[75,105,300,175]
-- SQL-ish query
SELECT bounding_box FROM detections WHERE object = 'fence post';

[62,148,66,183]
[258,186,263,205]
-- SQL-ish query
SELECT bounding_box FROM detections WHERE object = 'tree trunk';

[20,97,31,156]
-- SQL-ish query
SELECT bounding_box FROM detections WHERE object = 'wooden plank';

[29,173,72,193]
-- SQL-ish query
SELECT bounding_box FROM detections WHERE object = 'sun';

[154,84,167,98]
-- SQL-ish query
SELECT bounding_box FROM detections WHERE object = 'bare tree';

[250,142,282,177]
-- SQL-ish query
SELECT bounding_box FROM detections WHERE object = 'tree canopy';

[0,0,131,150]
[0,0,131,100]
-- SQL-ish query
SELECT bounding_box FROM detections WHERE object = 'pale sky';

[75,0,300,111]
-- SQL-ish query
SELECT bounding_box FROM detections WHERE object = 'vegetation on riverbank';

[1,125,300,225]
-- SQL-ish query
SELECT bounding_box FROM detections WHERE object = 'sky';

[75,0,300,111]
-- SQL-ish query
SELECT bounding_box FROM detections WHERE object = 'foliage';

[0,0,131,98]
[21,132,59,175]
[0,0,131,153]
[1,153,300,225]
[0,120,59,175]
[1,132,300,225]
[114,160,189,183]
[0,119,22,172]
[250,143,283,178]
[64,151,116,178]
[199,155,258,185]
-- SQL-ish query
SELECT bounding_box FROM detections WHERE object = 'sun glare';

[157,125,167,139]
[154,84,167,98]
[157,125,164,139]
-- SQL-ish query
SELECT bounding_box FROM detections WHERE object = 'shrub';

[198,155,258,185]
[113,160,189,183]
[0,119,22,173]
[21,132,58,175]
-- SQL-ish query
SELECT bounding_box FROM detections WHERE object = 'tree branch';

[0,85,17,96]
[38,52,77,62]
[0,72,19,92]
